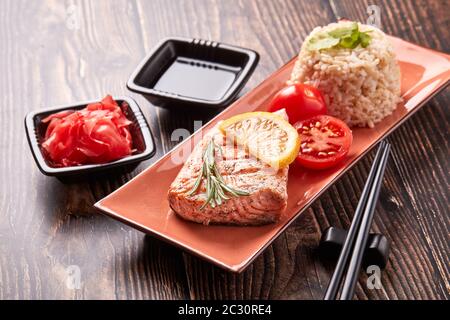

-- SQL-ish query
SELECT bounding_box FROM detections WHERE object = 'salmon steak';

[168,128,288,225]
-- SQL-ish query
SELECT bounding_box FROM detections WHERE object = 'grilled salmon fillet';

[168,128,288,225]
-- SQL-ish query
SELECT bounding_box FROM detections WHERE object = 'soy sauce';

[153,57,240,101]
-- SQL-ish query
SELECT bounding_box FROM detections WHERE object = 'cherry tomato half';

[268,83,327,124]
[294,115,352,170]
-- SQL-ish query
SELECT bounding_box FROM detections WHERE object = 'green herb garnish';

[307,22,372,51]
[187,139,249,210]
[359,31,371,48]
[307,37,340,51]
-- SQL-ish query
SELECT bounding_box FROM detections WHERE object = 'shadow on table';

[37,164,144,221]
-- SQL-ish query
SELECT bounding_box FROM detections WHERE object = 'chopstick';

[324,140,391,300]
[339,142,391,299]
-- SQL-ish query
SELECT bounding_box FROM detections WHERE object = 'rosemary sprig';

[187,139,249,209]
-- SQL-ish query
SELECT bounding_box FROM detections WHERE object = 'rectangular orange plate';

[95,36,450,272]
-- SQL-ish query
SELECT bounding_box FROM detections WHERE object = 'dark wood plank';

[311,0,450,300]
[148,0,450,300]
[0,0,189,299]
[0,0,448,300]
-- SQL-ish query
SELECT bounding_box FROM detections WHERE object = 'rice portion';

[290,21,401,128]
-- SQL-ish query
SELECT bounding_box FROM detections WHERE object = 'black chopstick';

[339,142,391,299]
[324,141,390,300]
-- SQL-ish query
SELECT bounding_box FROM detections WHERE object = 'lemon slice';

[219,111,300,169]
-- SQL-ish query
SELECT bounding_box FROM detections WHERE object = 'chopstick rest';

[319,226,390,269]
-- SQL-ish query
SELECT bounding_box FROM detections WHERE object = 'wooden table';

[1,0,448,300]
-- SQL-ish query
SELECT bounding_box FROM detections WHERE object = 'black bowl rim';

[24,96,156,176]
[126,36,259,108]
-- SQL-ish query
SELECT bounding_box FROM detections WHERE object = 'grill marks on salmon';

[168,128,288,225]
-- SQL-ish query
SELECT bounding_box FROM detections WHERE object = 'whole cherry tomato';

[269,83,327,124]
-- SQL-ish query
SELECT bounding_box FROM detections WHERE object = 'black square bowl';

[127,37,259,109]
[25,96,156,177]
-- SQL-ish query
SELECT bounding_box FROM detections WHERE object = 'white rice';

[289,21,401,128]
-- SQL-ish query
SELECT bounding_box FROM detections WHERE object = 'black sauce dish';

[24,96,155,178]
[127,37,259,109]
